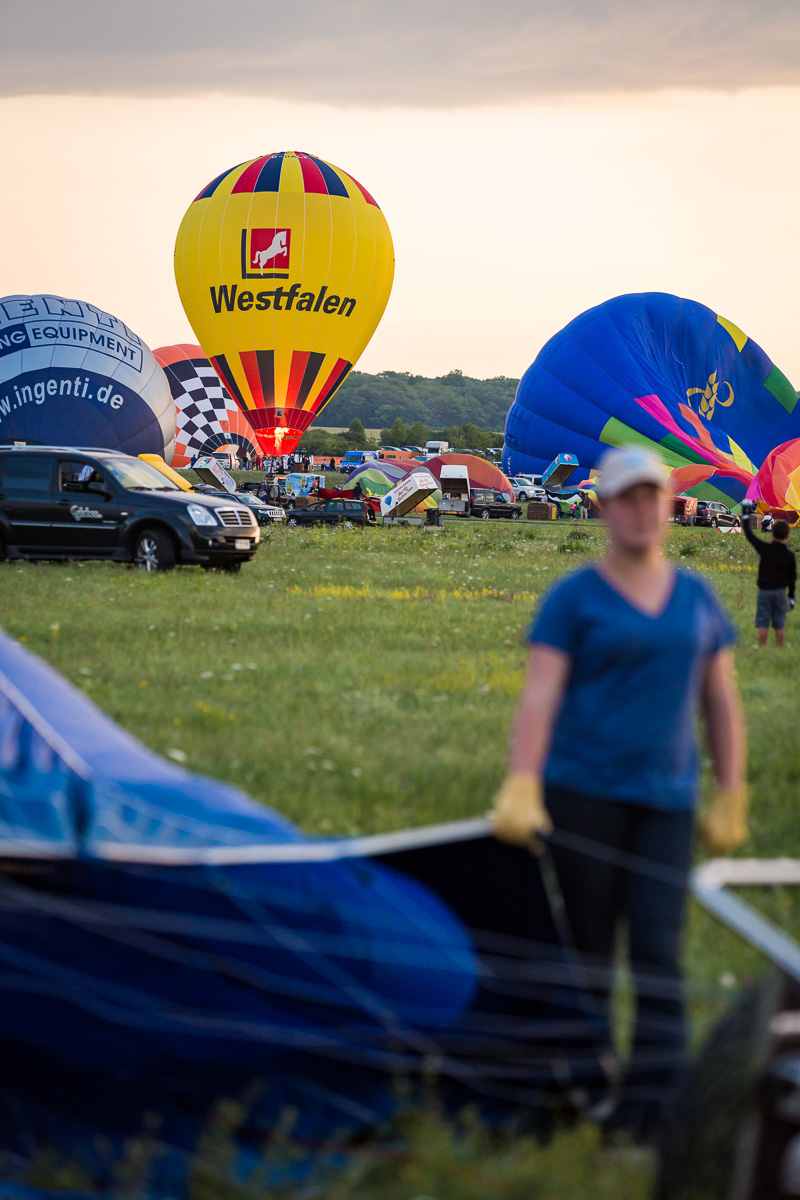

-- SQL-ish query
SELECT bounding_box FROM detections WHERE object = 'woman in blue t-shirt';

[491,445,748,1140]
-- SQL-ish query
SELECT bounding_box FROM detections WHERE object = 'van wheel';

[480,509,491,520]
[134,528,175,572]
[0,532,5,561]
[341,520,355,529]
[518,491,528,502]
[511,510,521,520]
[287,516,299,528]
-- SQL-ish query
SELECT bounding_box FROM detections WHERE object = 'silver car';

[508,477,546,503]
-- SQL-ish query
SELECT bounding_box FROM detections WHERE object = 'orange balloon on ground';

[422,454,515,501]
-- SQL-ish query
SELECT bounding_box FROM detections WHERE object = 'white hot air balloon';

[0,294,175,462]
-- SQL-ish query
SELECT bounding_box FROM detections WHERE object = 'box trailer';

[192,455,238,493]
[542,453,580,490]
[438,464,471,516]
[672,495,698,526]
[380,469,439,522]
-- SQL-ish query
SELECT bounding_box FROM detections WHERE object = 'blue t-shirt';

[527,566,737,809]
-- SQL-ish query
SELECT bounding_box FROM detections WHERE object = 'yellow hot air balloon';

[174,151,394,456]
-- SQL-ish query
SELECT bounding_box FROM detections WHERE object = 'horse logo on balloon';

[252,230,289,274]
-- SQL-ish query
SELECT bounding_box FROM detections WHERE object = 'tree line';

[299,418,505,457]
[298,368,516,455]
[322,369,517,430]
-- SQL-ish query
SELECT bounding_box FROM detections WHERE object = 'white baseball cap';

[596,446,669,500]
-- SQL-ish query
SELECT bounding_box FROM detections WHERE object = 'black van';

[0,447,260,571]
[469,489,523,521]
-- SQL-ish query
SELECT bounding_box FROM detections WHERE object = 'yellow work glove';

[699,784,750,854]
[490,774,553,854]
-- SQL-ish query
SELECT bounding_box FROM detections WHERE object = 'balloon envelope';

[424,453,515,501]
[344,459,410,494]
[175,151,394,457]
[154,343,261,468]
[503,293,800,504]
[0,294,175,461]
[753,439,800,511]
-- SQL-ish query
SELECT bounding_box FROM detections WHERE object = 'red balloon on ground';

[421,454,514,501]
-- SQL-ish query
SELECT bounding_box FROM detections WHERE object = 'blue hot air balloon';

[0,294,175,461]
[0,629,607,1177]
[503,293,799,503]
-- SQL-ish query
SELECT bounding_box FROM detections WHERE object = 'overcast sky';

[3,0,799,103]
[1,1,798,382]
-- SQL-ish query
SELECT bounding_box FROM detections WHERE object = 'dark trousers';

[545,786,694,1118]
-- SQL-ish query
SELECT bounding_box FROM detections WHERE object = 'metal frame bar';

[691,858,800,982]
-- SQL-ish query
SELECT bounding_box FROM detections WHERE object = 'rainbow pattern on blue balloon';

[503,292,799,504]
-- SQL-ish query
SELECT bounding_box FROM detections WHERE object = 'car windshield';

[102,458,182,491]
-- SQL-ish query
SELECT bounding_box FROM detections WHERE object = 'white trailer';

[437,463,471,516]
[380,469,439,523]
[425,440,449,459]
[193,455,238,493]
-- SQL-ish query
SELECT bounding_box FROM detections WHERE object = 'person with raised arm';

[741,503,796,648]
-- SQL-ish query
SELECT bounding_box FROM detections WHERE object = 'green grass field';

[3,513,797,1197]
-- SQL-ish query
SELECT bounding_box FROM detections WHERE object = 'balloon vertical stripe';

[209,354,247,411]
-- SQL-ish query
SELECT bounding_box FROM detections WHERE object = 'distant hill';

[322,369,519,432]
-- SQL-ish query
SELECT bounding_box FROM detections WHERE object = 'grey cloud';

[1,0,798,103]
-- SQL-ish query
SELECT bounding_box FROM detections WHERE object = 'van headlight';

[187,503,218,527]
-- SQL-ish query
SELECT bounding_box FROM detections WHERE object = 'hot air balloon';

[750,439,800,517]
[503,293,799,504]
[424,453,515,501]
[344,458,410,494]
[0,628,608,1172]
[154,343,261,468]
[174,152,394,458]
[0,294,175,461]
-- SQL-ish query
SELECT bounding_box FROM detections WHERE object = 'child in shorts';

[742,505,796,647]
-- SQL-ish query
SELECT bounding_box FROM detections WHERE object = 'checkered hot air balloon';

[153,344,261,468]
[174,152,394,458]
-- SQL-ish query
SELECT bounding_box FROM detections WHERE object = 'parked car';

[285,499,373,528]
[695,501,739,529]
[469,489,523,520]
[0,447,260,571]
[508,477,546,503]
[340,450,379,474]
[195,489,285,526]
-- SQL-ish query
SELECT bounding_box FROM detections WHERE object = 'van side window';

[1,456,53,492]
[59,461,102,493]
